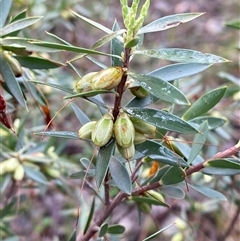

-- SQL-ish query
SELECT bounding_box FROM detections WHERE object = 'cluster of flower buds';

[75,67,126,93]
[0,158,25,181]
[2,51,23,77]
[78,109,156,160]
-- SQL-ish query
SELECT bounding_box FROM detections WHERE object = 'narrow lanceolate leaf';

[23,165,48,185]
[128,73,190,105]
[1,37,62,52]
[135,140,189,167]
[0,16,42,37]
[71,103,91,125]
[29,41,122,59]
[190,116,226,130]
[142,223,175,241]
[34,131,79,139]
[0,0,12,28]
[126,94,159,108]
[134,48,229,64]
[109,157,132,194]
[111,20,124,67]
[0,53,26,108]
[64,90,112,99]
[138,13,204,34]
[205,158,240,170]
[182,86,227,121]
[148,63,211,82]
[188,184,227,201]
[14,56,65,69]
[126,108,198,134]
[161,167,185,185]
[95,140,115,188]
[70,10,113,34]
[160,186,185,199]
[83,197,95,234]
[188,121,209,164]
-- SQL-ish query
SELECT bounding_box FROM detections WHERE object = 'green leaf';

[83,197,95,234]
[31,80,73,94]
[33,131,79,139]
[138,13,204,34]
[0,0,12,28]
[70,10,113,34]
[14,56,65,69]
[23,165,48,185]
[202,167,240,176]
[95,140,115,188]
[1,37,62,52]
[135,140,189,167]
[226,19,240,29]
[0,16,42,37]
[67,230,76,241]
[160,186,185,199]
[68,170,95,179]
[142,223,175,241]
[126,108,198,134]
[135,48,229,64]
[148,63,211,81]
[190,116,227,130]
[109,157,132,195]
[128,73,190,105]
[29,41,121,59]
[182,86,227,121]
[107,224,125,234]
[99,223,109,237]
[64,89,113,99]
[130,196,169,207]
[0,53,26,108]
[71,103,90,125]
[111,20,124,67]
[206,158,240,169]
[126,94,159,108]
[188,184,227,201]
[187,121,209,164]
[161,167,185,185]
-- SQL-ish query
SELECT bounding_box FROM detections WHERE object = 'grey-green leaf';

[0,0,12,28]
[83,197,95,234]
[187,121,209,164]
[142,223,175,241]
[160,186,185,199]
[126,108,198,134]
[71,103,90,125]
[138,13,204,34]
[0,53,26,108]
[23,165,48,185]
[1,16,42,37]
[182,86,227,121]
[34,131,79,139]
[135,48,228,64]
[190,116,227,130]
[95,140,115,188]
[161,167,185,185]
[148,63,211,81]
[188,184,227,201]
[107,224,125,234]
[126,94,159,108]
[128,73,190,105]
[135,140,189,167]
[99,223,109,237]
[206,158,240,170]
[109,157,132,195]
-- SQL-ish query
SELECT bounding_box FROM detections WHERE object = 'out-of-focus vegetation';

[0,0,239,241]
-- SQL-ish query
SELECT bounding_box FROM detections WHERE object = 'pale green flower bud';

[3,52,23,77]
[130,117,156,135]
[134,131,147,144]
[130,86,149,98]
[91,113,113,147]
[117,143,135,160]
[75,72,98,93]
[91,67,125,90]
[114,112,135,148]
[13,164,25,181]
[78,121,97,140]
